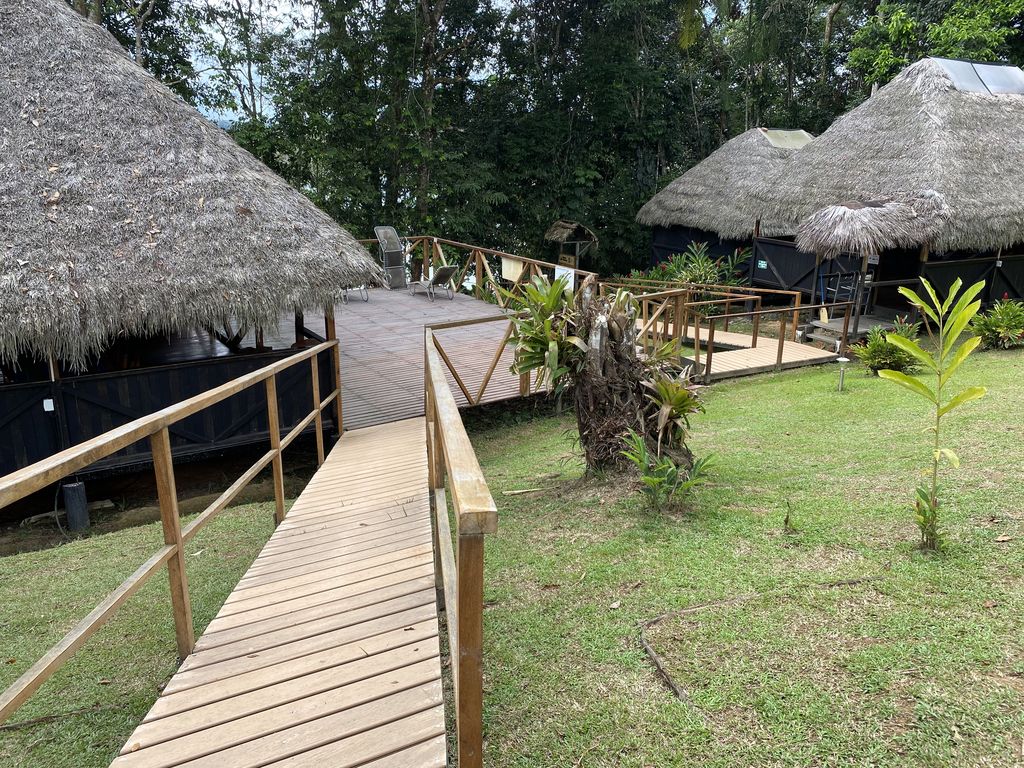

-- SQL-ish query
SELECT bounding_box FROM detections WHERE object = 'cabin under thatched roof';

[796,191,952,259]
[754,58,1024,252]
[0,0,382,367]
[635,128,814,239]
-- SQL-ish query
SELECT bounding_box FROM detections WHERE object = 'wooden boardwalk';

[111,418,447,768]
[689,342,838,381]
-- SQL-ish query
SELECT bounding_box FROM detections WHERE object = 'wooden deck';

[275,290,518,429]
[111,417,447,768]
[687,342,838,381]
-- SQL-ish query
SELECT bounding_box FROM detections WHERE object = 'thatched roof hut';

[796,191,952,259]
[635,128,814,239]
[0,0,382,367]
[755,58,1024,250]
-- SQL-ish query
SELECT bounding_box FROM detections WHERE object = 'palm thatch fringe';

[635,128,813,239]
[796,191,951,258]
[754,58,1024,252]
[0,0,383,367]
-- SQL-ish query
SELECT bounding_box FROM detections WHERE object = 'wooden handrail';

[424,327,498,768]
[0,335,342,725]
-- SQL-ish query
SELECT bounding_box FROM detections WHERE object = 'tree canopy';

[78,0,1024,274]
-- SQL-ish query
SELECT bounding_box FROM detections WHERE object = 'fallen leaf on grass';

[995,535,1013,543]
[609,600,621,610]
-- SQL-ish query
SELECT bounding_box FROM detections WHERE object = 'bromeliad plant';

[877,278,987,552]
[621,429,713,511]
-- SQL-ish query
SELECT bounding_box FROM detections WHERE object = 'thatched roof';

[635,128,814,238]
[754,58,1024,251]
[544,219,597,245]
[796,191,952,258]
[0,0,382,366]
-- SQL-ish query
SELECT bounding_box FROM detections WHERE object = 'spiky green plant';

[877,278,987,551]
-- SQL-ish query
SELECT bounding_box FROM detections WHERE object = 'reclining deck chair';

[409,265,458,302]
[373,226,408,289]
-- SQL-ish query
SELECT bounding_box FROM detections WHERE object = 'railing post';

[475,251,483,300]
[776,315,788,370]
[265,375,286,526]
[310,353,325,466]
[840,302,852,355]
[792,291,801,341]
[149,427,194,660]
[723,299,731,332]
[704,319,716,382]
[457,531,486,768]
[324,306,343,435]
[751,297,761,348]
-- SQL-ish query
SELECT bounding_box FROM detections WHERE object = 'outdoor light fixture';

[836,356,850,392]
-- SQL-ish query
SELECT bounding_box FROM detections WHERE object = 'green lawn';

[1,349,1022,766]
[473,348,1023,767]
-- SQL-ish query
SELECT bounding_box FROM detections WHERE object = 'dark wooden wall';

[0,349,336,478]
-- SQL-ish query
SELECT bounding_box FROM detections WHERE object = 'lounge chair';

[409,265,458,302]
[373,226,408,289]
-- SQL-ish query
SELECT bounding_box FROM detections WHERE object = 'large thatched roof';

[635,128,814,239]
[0,0,382,366]
[754,58,1024,251]
[796,191,952,258]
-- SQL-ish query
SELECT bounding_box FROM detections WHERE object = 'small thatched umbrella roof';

[0,0,382,366]
[635,128,814,239]
[754,57,1024,250]
[796,191,952,258]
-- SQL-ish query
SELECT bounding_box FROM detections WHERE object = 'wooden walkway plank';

[112,418,447,768]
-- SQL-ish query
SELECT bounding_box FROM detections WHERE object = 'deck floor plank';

[112,418,446,768]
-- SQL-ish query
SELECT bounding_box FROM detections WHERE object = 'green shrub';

[971,299,1024,349]
[620,429,712,511]
[629,242,748,286]
[852,316,922,374]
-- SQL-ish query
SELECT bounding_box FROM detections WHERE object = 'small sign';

[757,259,768,270]
[43,398,55,413]
[554,265,575,292]
[867,253,880,265]
[996,259,1003,267]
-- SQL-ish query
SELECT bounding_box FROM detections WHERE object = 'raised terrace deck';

[268,290,521,429]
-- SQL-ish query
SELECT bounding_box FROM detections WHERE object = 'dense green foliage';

[971,298,1024,349]
[628,241,748,285]
[852,316,922,373]
[86,0,1024,273]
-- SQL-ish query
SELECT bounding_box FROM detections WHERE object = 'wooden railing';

[603,278,802,341]
[696,301,855,382]
[0,337,343,725]
[425,314,535,405]
[359,235,597,307]
[424,326,499,768]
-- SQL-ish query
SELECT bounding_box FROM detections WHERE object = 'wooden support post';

[310,354,325,466]
[776,315,788,370]
[265,375,286,526]
[457,532,486,768]
[324,306,343,435]
[723,299,731,332]
[673,295,683,344]
[149,428,194,660]
[294,312,304,346]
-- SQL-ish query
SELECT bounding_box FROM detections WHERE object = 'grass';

[472,348,1024,767]
[0,502,279,767]
[1,349,1022,766]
